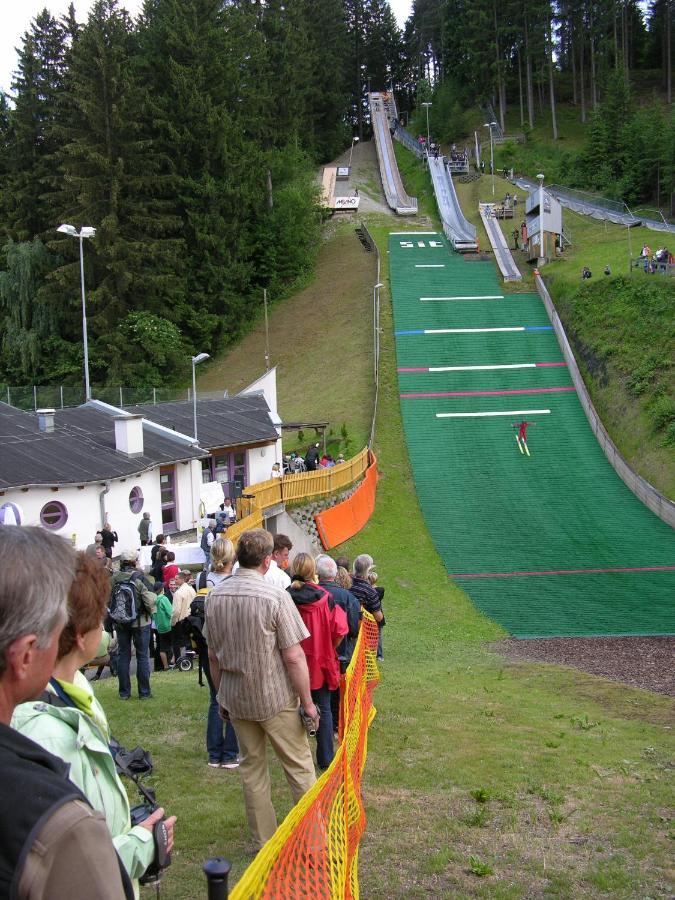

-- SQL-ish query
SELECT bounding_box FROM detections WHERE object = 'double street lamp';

[57,223,96,401]
[483,121,497,196]
[191,353,210,442]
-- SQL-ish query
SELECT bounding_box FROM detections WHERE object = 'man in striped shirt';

[205,529,319,849]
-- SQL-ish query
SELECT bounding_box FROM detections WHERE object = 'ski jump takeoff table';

[390,232,675,638]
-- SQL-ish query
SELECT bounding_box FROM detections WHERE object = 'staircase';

[458,172,482,183]
[355,226,373,251]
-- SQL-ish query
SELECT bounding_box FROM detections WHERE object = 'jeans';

[117,624,152,698]
[311,684,334,770]
[204,653,239,763]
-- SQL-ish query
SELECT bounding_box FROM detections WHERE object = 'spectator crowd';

[0,517,386,894]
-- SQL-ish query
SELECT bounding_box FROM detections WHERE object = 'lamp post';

[483,122,496,195]
[191,352,210,442]
[421,102,432,150]
[537,173,545,265]
[348,135,360,169]
[57,223,96,401]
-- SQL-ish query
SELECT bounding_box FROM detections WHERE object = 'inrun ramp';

[369,93,417,215]
[390,232,675,638]
[428,155,478,252]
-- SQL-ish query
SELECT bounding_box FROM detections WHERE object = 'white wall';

[2,466,163,551]
[246,442,279,486]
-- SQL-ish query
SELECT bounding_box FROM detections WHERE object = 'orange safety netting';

[229,613,381,899]
[314,454,379,551]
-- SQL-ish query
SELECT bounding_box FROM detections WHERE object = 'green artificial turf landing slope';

[389,232,674,638]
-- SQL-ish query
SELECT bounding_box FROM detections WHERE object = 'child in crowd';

[153,581,174,670]
[368,570,385,661]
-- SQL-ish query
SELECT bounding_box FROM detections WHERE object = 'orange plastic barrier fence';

[230,613,381,900]
[314,453,378,551]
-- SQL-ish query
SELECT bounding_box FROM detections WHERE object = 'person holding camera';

[12,552,176,896]
[205,529,319,850]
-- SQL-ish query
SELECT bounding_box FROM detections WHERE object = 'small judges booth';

[525,187,562,263]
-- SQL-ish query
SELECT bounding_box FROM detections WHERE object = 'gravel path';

[492,636,675,696]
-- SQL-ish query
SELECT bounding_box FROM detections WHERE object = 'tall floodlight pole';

[263,289,270,371]
[348,136,360,169]
[483,122,496,195]
[191,353,210,441]
[57,224,96,400]
[537,173,545,264]
[422,102,432,150]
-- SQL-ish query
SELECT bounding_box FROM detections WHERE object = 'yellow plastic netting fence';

[230,612,381,899]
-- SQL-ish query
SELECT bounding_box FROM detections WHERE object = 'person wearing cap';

[111,550,157,700]
[170,571,196,661]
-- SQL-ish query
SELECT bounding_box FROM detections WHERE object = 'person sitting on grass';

[582,266,592,279]
[12,552,176,894]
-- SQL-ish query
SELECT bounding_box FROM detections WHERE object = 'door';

[160,466,177,532]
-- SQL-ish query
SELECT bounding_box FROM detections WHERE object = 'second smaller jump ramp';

[369,92,417,215]
[479,203,522,282]
[427,155,477,252]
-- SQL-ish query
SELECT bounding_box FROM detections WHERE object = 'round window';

[129,486,144,514]
[40,501,68,530]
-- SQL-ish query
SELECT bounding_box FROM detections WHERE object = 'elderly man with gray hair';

[0,525,132,899]
[316,555,362,671]
[349,554,385,659]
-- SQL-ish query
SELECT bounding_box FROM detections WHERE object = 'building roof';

[124,395,279,450]
[0,403,206,490]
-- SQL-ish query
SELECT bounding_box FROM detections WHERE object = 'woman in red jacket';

[287,553,347,769]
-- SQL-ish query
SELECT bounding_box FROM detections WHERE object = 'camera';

[130,796,172,885]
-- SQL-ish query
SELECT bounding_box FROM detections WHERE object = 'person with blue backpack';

[109,549,157,701]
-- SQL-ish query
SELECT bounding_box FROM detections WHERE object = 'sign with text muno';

[333,196,360,210]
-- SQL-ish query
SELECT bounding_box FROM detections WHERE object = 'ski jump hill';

[369,92,417,215]
[389,232,675,638]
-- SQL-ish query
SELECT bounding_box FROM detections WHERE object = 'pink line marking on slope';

[453,566,675,578]
[397,362,567,373]
[400,386,576,399]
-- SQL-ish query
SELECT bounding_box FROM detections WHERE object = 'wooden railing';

[232,447,370,541]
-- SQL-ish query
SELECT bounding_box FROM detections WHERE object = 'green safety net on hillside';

[389,232,675,638]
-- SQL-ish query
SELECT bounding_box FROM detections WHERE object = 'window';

[129,486,144,513]
[0,502,22,526]
[40,501,68,530]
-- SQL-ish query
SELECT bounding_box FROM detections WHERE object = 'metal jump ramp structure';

[369,92,418,216]
[427,154,478,252]
[479,203,522,281]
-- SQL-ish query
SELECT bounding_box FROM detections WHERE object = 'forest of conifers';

[0,0,672,388]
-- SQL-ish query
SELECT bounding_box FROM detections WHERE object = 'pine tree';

[4,11,70,241]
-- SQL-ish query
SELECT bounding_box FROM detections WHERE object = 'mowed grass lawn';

[100,207,674,898]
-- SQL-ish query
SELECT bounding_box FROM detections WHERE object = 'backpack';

[108,572,142,625]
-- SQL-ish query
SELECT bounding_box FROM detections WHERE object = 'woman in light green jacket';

[12,553,176,897]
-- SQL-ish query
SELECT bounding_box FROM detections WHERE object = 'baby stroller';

[173,648,197,672]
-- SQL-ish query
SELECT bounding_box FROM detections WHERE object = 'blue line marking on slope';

[395,329,425,335]
[524,326,553,331]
